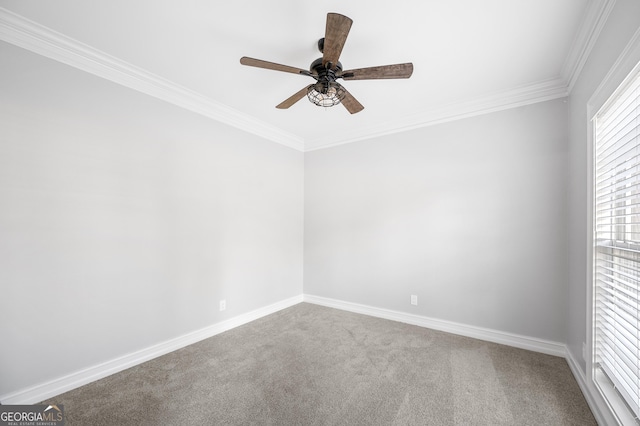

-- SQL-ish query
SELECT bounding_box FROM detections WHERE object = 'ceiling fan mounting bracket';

[310,57,342,75]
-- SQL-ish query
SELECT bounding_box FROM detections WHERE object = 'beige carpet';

[42,303,596,425]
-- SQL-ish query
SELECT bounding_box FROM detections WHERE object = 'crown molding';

[587,25,640,120]
[305,0,617,152]
[561,0,617,93]
[0,3,612,153]
[0,7,305,151]
[305,77,569,151]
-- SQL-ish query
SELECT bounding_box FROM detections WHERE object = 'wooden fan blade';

[322,13,353,70]
[340,86,364,114]
[240,57,308,75]
[276,85,313,109]
[340,63,414,80]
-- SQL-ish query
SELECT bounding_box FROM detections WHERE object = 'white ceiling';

[0,1,606,151]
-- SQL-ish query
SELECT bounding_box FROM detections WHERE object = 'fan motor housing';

[310,58,343,95]
[310,57,343,74]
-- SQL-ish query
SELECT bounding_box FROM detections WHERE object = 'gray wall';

[566,0,640,372]
[4,0,640,403]
[0,42,304,396]
[305,99,568,342]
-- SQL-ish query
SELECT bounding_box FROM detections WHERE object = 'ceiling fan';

[240,13,413,114]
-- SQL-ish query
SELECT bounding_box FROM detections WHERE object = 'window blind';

[594,67,640,422]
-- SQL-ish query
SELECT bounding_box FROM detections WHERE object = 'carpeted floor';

[42,303,596,425]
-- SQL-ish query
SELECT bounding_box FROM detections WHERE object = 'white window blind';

[594,66,640,422]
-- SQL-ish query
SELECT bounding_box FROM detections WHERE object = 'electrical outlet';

[411,295,418,306]
[219,299,226,311]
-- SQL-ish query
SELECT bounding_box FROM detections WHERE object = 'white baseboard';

[0,294,303,405]
[564,347,621,426]
[303,294,566,357]
[2,291,610,425]
[303,295,622,422]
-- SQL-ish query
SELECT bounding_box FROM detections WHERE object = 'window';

[593,64,640,424]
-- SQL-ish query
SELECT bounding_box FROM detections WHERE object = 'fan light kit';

[240,13,413,114]
[308,82,345,107]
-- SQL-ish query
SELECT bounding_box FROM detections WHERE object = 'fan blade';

[276,85,313,109]
[340,86,364,114]
[240,57,309,76]
[340,63,414,80]
[323,13,352,70]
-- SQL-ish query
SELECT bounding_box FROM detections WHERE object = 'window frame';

[587,34,640,426]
